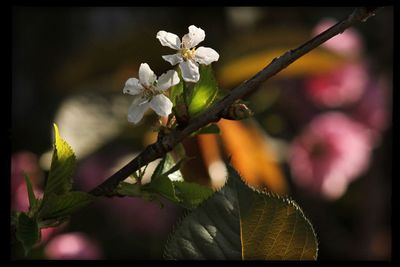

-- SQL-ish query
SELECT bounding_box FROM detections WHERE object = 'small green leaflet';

[116,154,213,209]
[164,164,318,260]
[116,182,142,197]
[169,67,186,107]
[16,213,40,256]
[23,174,38,214]
[38,191,95,220]
[173,181,214,209]
[43,124,76,199]
[187,65,219,116]
[146,175,180,203]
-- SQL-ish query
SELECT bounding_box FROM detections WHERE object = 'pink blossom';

[289,112,372,200]
[304,63,368,107]
[351,78,391,146]
[40,223,68,244]
[313,18,363,57]
[11,151,44,212]
[76,151,179,236]
[13,182,43,212]
[45,232,102,260]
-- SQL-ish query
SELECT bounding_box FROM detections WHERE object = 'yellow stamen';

[181,47,196,60]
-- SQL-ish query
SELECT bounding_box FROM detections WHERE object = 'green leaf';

[38,191,95,220]
[152,153,184,182]
[38,217,69,228]
[16,213,40,256]
[116,182,142,197]
[23,174,38,213]
[11,211,21,226]
[192,123,220,135]
[169,69,186,107]
[44,124,76,198]
[151,157,167,182]
[187,65,219,116]
[145,175,180,203]
[173,181,214,209]
[164,164,318,260]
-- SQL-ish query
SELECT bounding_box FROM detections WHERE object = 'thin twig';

[89,7,379,197]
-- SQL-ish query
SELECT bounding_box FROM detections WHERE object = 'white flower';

[123,63,179,124]
[156,25,220,83]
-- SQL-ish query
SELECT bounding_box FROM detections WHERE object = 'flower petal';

[162,54,183,66]
[182,25,205,49]
[139,63,157,88]
[123,78,143,95]
[195,47,220,65]
[150,94,173,117]
[127,97,150,124]
[179,60,200,83]
[156,30,181,50]
[156,70,180,91]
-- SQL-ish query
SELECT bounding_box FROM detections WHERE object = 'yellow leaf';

[218,47,344,88]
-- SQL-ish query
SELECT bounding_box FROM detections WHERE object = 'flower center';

[181,47,196,60]
[142,82,159,100]
[310,142,328,158]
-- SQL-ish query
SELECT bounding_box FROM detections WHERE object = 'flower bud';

[222,102,253,120]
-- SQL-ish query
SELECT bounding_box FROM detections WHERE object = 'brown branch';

[89,7,379,197]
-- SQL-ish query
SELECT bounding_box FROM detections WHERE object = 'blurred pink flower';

[313,18,363,57]
[351,78,391,146]
[76,151,179,236]
[304,63,368,107]
[45,232,102,260]
[40,223,68,244]
[289,112,372,200]
[13,182,43,212]
[11,151,44,212]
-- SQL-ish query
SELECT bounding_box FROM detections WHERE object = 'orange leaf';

[218,119,287,194]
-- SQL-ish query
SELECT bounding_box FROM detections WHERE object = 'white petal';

[179,60,200,82]
[139,63,157,88]
[195,47,220,65]
[127,97,150,124]
[156,30,181,50]
[150,94,173,117]
[182,25,205,49]
[156,70,180,91]
[162,54,183,66]
[123,78,143,95]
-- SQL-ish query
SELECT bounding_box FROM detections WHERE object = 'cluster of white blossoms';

[123,25,219,124]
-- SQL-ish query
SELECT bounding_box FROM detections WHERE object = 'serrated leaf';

[23,173,37,213]
[38,191,94,220]
[16,213,40,256]
[173,181,214,209]
[188,65,219,116]
[192,123,220,136]
[164,164,318,260]
[44,124,76,198]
